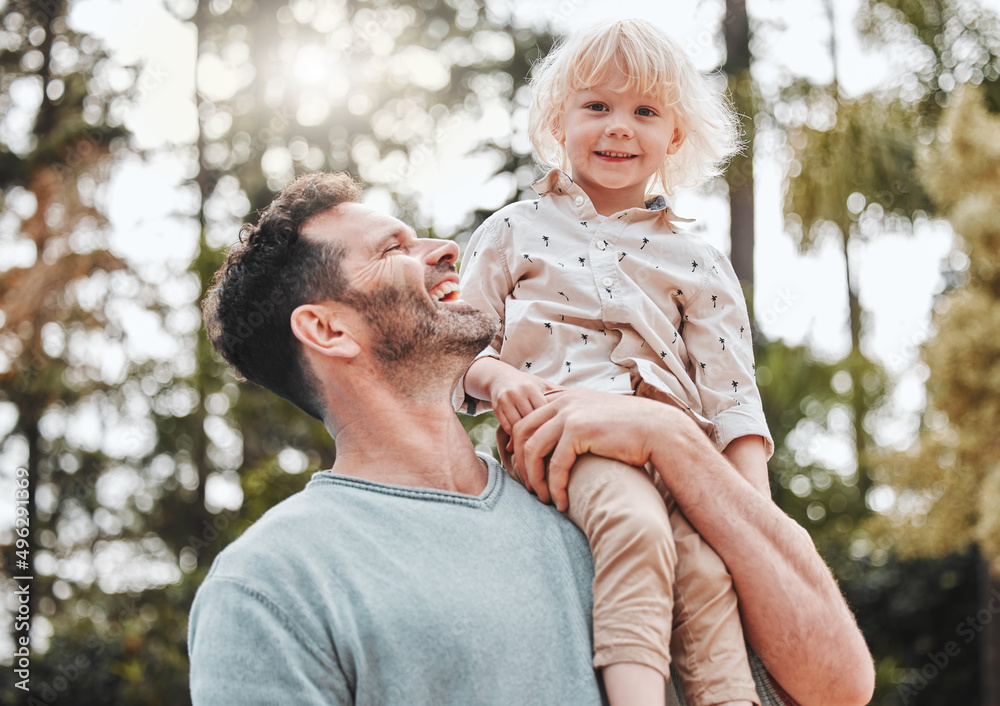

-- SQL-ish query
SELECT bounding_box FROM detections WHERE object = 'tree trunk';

[841,224,871,496]
[192,1,214,532]
[13,0,69,642]
[983,557,1000,705]
[724,0,756,316]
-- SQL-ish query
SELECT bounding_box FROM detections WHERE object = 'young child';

[455,19,773,706]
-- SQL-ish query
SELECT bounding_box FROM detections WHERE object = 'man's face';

[301,203,496,378]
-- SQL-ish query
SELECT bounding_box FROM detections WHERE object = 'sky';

[59,0,1000,461]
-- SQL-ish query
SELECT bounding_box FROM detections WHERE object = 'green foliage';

[858,0,1000,115]
[757,341,873,527]
[776,62,923,547]
[868,86,1000,571]
[783,95,932,251]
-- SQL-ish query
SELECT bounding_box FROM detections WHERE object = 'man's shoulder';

[190,476,367,650]
[200,478,340,587]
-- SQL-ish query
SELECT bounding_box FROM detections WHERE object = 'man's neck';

[329,396,488,496]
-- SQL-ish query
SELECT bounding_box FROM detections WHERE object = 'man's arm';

[510,388,875,706]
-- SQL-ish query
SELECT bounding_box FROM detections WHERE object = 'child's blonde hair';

[529,18,742,196]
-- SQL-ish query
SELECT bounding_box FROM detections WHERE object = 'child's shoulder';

[649,218,726,261]
[492,198,538,217]
[478,194,550,229]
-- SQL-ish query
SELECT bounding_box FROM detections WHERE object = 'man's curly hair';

[202,172,364,421]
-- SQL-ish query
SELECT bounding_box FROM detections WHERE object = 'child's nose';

[604,118,633,138]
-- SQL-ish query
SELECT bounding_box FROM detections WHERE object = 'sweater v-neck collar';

[308,453,504,509]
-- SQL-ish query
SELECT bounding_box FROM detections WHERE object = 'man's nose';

[420,237,459,265]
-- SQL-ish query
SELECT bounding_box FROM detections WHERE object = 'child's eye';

[636,107,657,117]
[585,103,608,112]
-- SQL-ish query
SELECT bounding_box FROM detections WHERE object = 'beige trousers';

[497,428,758,706]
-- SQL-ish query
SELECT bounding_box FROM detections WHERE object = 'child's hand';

[489,367,563,437]
[464,357,563,437]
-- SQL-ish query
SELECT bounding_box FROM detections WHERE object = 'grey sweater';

[188,455,607,705]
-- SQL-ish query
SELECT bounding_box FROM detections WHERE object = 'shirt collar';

[642,195,694,234]
[531,170,694,233]
[531,168,574,197]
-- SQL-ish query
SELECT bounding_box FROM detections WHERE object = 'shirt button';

[602,277,613,288]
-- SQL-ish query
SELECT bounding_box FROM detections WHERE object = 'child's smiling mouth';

[594,150,637,159]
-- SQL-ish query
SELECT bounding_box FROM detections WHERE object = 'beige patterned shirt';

[456,170,772,457]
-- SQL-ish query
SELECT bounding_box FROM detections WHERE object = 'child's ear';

[290,303,361,360]
[551,116,565,143]
[667,127,686,155]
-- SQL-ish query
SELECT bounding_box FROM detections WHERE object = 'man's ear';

[667,127,686,155]
[290,303,361,360]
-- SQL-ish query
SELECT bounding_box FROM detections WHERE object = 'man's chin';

[437,307,498,353]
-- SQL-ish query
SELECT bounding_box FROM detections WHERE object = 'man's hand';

[465,357,562,436]
[510,388,683,511]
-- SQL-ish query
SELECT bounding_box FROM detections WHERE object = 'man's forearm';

[651,420,875,706]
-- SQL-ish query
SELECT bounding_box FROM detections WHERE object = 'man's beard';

[342,273,497,388]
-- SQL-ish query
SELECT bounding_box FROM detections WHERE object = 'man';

[191,172,874,705]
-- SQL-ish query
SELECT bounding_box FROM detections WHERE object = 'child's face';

[557,66,683,213]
